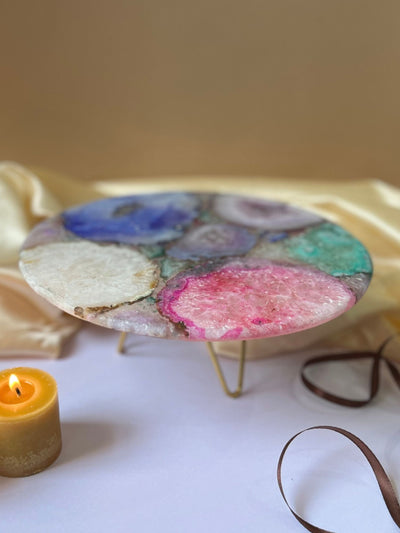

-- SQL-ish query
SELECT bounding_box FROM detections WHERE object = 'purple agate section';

[22,216,70,249]
[167,224,256,260]
[20,192,373,341]
[213,195,323,230]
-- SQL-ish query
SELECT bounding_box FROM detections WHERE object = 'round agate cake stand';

[19,192,372,398]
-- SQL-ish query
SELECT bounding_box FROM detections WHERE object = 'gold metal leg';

[206,340,246,398]
[117,332,246,397]
[118,332,128,354]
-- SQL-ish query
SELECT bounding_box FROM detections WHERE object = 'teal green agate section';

[286,223,372,277]
[160,257,189,279]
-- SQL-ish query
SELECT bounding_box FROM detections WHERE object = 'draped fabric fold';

[1,161,399,359]
[0,163,80,357]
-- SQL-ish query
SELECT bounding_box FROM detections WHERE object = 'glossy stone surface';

[19,193,373,341]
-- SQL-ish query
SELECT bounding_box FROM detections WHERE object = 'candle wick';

[15,387,21,397]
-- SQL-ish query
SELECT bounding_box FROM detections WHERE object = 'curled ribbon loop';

[277,426,400,533]
[301,334,400,407]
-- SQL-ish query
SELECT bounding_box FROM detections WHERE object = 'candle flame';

[9,374,21,396]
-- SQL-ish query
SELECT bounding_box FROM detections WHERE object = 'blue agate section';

[63,193,200,245]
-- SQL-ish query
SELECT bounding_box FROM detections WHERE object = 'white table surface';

[2,324,400,533]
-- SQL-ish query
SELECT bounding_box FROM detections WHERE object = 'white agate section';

[19,241,159,315]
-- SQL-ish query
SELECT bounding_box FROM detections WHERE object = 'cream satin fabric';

[1,161,399,359]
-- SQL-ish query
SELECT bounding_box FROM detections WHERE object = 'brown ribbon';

[301,335,400,407]
[277,426,400,532]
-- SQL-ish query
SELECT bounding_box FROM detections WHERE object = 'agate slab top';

[19,192,373,342]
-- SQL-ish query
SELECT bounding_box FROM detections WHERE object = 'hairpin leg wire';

[118,333,246,398]
[118,332,128,354]
[206,340,246,398]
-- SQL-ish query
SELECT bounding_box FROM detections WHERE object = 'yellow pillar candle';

[0,367,62,477]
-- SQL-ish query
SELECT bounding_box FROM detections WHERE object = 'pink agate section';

[158,261,356,341]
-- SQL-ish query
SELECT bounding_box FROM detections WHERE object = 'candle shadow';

[56,420,132,466]
[59,331,81,359]
[0,476,17,490]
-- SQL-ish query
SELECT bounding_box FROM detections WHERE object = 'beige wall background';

[1,0,399,185]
